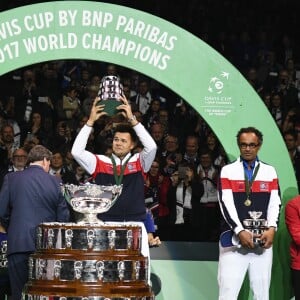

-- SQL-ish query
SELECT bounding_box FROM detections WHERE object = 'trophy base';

[253,238,265,247]
[77,213,104,225]
[25,222,154,299]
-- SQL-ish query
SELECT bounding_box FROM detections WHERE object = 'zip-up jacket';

[218,158,281,235]
[72,123,157,222]
[285,196,300,270]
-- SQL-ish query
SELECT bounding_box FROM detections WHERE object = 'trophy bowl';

[62,184,123,224]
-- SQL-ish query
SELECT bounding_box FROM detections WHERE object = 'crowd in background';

[0,0,299,243]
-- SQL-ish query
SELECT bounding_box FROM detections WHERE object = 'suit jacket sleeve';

[0,174,11,230]
[56,191,70,222]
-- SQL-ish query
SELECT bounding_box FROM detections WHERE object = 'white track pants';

[218,244,273,300]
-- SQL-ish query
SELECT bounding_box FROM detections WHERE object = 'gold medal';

[244,198,252,206]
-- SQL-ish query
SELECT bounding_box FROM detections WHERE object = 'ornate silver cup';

[242,211,268,247]
[62,184,123,224]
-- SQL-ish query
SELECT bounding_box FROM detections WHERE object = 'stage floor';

[150,241,295,300]
[150,241,219,300]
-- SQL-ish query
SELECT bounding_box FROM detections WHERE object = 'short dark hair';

[164,134,178,145]
[283,129,297,141]
[113,124,138,144]
[1,124,13,134]
[199,147,213,158]
[27,145,52,163]
[236,127,263,145]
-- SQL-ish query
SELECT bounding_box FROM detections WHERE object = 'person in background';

[77,68,91,100]
[182,135,200,167]
[160,134,182,176]
[51,121,74,154]
[144,158,164,227]
[270,93,285,129]
[283,129,300,191]
[158,109,170,136]
[72,162,90,184]
[197,148,220,241]
[142,98,161,131]
[150,122,165,156]
[0,103,21,150]
[167,162,204,241]
[49,150,77,184]
[14,69,38,128]
[282,107,300,146]
[285,195,300,300]
[106,63,119,76]
[130,78,152,115]
[205,132,225,168]
[0,147,28,190]
[9,148,28,172]
[56,85,82,130]
[172,100,198,146]
[274,69,298,114]
[64,150,76,173]
[0,124,19,169]
[82,85,98,117]
[22,111,49,148]
[0,145,70,300]
[22,134,40,154]
[218,127,281,300]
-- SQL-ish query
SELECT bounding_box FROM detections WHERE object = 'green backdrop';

[0,1,298,299]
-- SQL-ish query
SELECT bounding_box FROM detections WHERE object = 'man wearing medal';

[72,94,157,222]
[217,127,281,300]
[71,93,157,281]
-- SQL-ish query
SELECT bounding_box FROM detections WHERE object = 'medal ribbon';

[111,155,132,185]
[244,163,260,200]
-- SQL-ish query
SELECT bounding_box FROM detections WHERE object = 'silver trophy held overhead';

[62,184,123,224]
[243,211,268,247]
[96,75,123,116]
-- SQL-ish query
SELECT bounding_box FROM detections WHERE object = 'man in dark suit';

[0,145,70,300]
[130,78,152,115]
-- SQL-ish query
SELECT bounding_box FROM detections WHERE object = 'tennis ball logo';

[208,72,229,94]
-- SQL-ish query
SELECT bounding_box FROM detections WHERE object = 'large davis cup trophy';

[23,183,155,299]
[243,211,268,247]
[62,183,123,224]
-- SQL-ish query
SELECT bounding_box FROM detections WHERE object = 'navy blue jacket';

[0,165,70,255]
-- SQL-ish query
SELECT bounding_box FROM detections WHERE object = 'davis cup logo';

[208,71,229,94]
